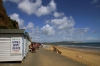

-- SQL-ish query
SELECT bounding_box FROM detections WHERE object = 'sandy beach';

[0,48,85,66]
[46,45,100,66]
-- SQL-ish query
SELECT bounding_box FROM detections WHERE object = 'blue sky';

[3,0,100,42]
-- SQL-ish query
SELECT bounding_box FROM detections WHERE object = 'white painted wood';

[24,37,29,57]
[0,38,23,62]
[24,38,26,57]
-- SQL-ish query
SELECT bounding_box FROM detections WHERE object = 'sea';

[59,43,100,51]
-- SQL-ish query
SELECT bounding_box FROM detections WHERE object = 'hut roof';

[0,29,25,34]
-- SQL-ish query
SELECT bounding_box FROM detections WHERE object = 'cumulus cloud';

[9,13,91,42]
[5,0,98,42]
[36,6,51,16]
[49,0,56,10]
[28,27,40,40]
[6,0,56,16]
[53,12,64,18]
[10,13,35,30]
[91,0,98,4]
[43,16,91,42]
[18,0,42,15]
[41,24,55,35]
[36,0,56,16]
[10,13,24,27]
[23,22,34,29]
[27,22,34,29]
[3,0,56,16]
[51,16,75,30]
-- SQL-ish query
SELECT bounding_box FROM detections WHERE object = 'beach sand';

[45,45,100,66]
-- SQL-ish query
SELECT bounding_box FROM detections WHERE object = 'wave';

[59,45,100,49]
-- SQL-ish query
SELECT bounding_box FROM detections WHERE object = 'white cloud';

[36,0,56,16]
[5,0,98,42]
[10,13,34,30]
[49,0,56,10]
[18,0,42,15]
[51,16,75,30]
[10,13,24,27]
[3,0,57,16]
[41,24,55,35]
[23,22,34,29]
[27,22,34,29]
[87,37,98,40]
[44,16,90,42]
[74,28,89,36]
[53,12,64,18]
[36,6,50,16]
[45,20,50,24]
[30,27,42,42]
[91,0,98,4]
[84,28,90,32]
[16,0,56,16]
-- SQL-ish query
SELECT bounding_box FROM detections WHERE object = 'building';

[0,29,31,62]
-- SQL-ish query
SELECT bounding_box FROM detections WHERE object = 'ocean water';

[59,43,100,51]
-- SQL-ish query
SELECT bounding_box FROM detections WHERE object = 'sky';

[3,0,100,42]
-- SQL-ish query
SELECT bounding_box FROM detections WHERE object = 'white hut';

[24,32,31,57]
[0,29,29,62]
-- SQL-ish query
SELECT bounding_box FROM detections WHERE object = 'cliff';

[0,0,19,29]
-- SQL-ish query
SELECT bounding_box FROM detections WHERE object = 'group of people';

[29,42,41,53]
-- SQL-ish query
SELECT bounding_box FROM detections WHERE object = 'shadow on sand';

[0,61,22,64]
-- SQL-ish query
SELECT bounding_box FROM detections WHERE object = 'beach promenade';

[0,48,85,66]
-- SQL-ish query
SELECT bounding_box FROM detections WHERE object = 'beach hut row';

[0,29,32,62]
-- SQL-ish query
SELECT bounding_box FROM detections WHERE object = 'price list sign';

[11,37,22,55]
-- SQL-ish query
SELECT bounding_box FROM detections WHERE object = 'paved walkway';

[0,48,86,66]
